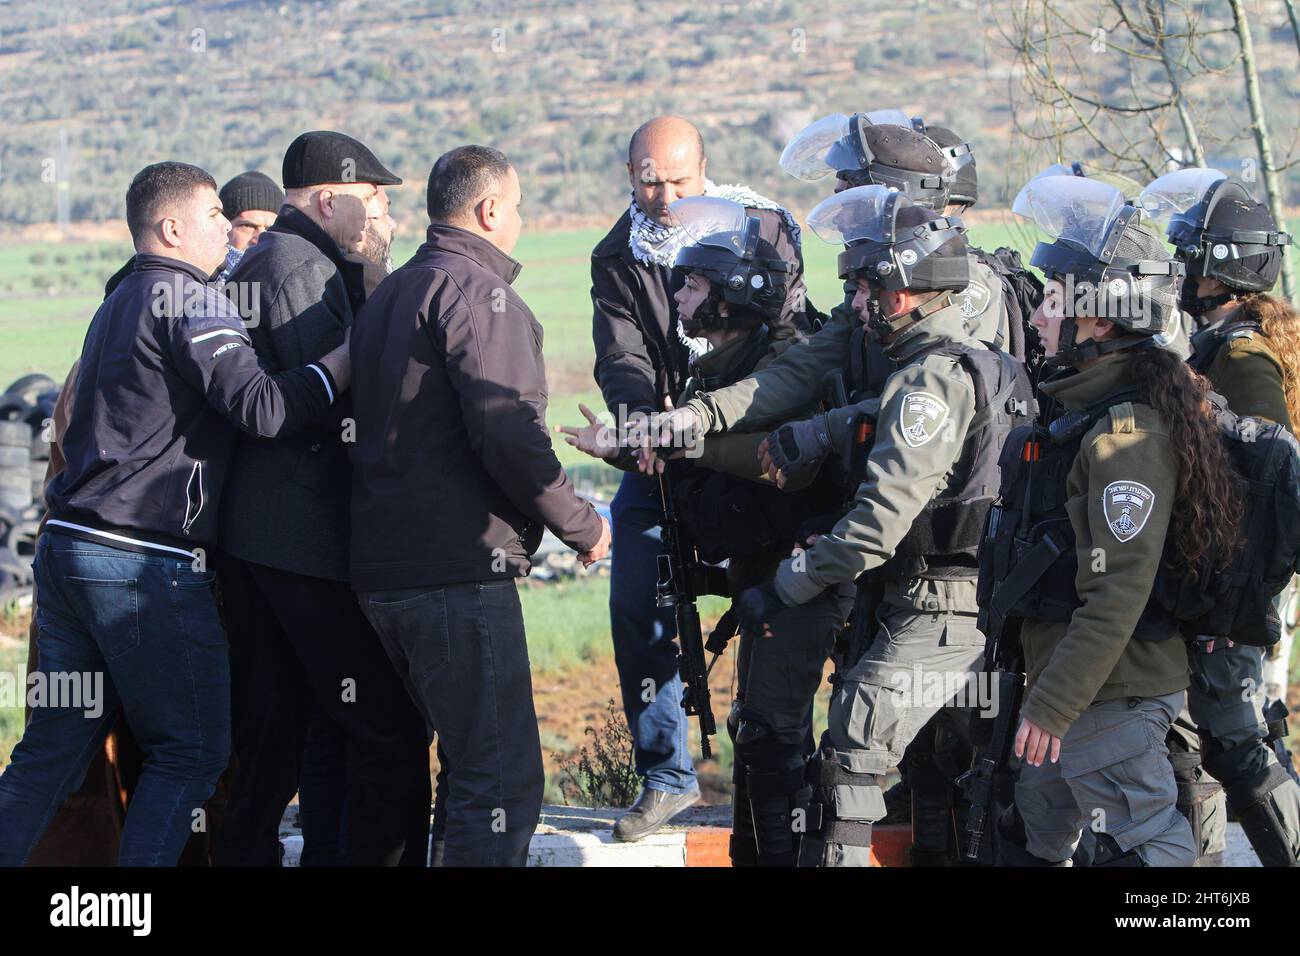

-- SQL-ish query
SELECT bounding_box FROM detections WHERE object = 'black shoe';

[613,786,701,843]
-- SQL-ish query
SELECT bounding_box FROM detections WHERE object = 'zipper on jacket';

[181,460,205,536]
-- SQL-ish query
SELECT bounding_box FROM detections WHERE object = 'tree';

[996,0,1297,300]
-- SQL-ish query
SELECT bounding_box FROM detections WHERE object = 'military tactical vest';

[846,330,1037,584]
[1188,317,1262,374]
[979,389,1300,645]
[675,331,843,566]
[969,246,1045,367]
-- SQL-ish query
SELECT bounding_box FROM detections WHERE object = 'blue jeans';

[609,471,695,794]
[0,532,230,866]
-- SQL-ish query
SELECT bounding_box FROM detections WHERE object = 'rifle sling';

[987,530,1068,629]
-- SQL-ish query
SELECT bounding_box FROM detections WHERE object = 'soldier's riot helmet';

[1014,174,1184,366]
[668,196,790,334]
[808,185,968,337]
[1140,168,1291,313]
[781,114,954,209]
[1024,160,1143,205]
[921,126,977,207]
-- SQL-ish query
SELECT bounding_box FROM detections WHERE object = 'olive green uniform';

[1174,317,1300,866]
[688,300,992,866]
[1014,354,1196,867]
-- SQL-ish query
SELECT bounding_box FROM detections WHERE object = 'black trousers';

[212,555,432,866]
[358,579,544,867]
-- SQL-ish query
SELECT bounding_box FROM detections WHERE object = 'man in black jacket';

[212,132,432,867]
[590,116,809,840]
[350,145,608,866]
[0,161,346,867]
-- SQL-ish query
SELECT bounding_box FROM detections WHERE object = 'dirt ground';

[532,646,750,805]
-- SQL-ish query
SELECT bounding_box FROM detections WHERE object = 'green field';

[0,218,1032,771]
[0,218,1032,470]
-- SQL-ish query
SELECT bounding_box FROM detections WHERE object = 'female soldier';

[986,175,1242,865]
[1139,169,1300,866]
[560,197,851,866]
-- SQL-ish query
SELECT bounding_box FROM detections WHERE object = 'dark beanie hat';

[219,171,285,220]
[282,130,402,189]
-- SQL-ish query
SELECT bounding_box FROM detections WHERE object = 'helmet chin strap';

[1179,280,1234,318]
[1046,313,1151,367]
[868,290,952,340]
[680,294,724,337]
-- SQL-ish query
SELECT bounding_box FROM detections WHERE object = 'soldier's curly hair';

[1130,346,1243,574]
[1239,292,1300,431]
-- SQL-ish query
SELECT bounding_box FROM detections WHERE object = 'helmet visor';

[779,113,853,182]
[1012,175,1128,260]
[667,196,753,256]
[1137,167,1228,232]
[807,185,899,246]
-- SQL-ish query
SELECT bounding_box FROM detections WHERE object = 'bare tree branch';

[1228,0,1295,300]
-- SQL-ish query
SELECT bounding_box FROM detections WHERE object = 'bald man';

[590,115,811,841]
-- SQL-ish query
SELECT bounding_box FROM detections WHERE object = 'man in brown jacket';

[349,145,609,866]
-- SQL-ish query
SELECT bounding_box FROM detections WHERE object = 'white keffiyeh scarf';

[627,181,801,357]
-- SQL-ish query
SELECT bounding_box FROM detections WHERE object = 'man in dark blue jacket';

[0,161,346,867]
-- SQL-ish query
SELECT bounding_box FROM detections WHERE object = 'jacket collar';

[1039,352,1138,410]
[131,253,213,284]
[689,326,768,390]
[886,297,980,363]
[422,223,523,284]
[269,204,367,307]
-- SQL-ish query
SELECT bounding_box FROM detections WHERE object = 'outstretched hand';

[557,403,620,461]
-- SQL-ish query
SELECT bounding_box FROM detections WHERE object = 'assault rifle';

[655,464,735,761]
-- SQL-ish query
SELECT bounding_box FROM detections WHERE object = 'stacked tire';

[0,373,56,604]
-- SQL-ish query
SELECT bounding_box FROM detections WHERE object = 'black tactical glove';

[735,582,790,636]
[765,415,832,483]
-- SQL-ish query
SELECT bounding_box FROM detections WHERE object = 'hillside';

[0,0,1295,235]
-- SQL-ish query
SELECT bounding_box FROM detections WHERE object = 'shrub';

[555,698,639,808]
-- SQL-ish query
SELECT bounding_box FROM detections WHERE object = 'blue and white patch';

[1103,480,1154,542]
[899,391,949,447]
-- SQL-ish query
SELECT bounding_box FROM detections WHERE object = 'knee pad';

[798,746,881,867]
[1169,750,1226,866]
[734,711,803,773]
[1202,736,1268,787]
[1225,763,1300,867]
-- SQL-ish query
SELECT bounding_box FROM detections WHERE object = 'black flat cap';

[282,130,402,188]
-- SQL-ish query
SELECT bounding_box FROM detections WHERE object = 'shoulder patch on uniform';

[1103,480,1154,542]
[1106,402,1136,435]
[899,391,950,447]
[956,280,991,320]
